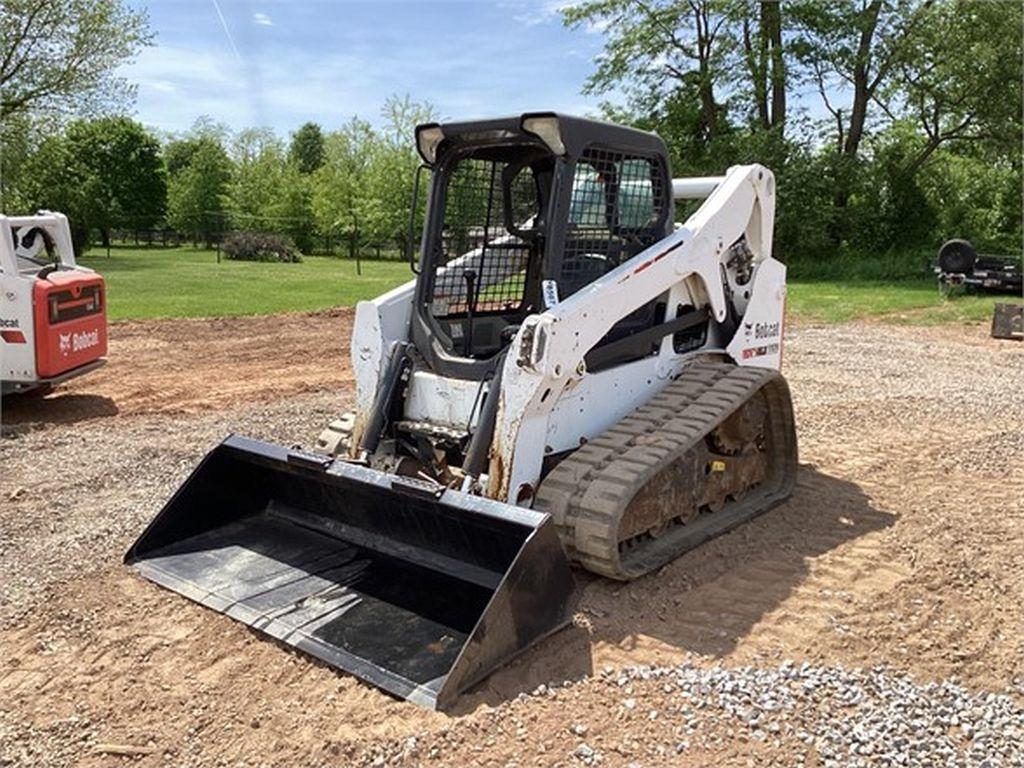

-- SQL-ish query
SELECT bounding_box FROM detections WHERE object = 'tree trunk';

[842,0,882,160]
[71,226,89,256]
[698,60,717,139]
[834,0,882,217]
[100,228,110,248]
[695,0,717,140]
[743,2,784,134]
[743,16,770,130]
[902,136,943,178]
[765,0,785,130]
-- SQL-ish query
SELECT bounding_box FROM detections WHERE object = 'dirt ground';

[1,313,1022,767]
[1,309,353,425]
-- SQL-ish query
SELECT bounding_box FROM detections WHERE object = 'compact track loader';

[128,114,797,710]
[0,213,107,395]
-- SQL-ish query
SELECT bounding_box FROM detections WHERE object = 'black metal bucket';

[125,435,577,710]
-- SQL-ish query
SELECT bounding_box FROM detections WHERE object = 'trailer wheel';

[937,239,977,274]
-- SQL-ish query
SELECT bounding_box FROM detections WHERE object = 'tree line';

[1,94,435,255]
[568,0,1021,263]
[1,0,1021,268]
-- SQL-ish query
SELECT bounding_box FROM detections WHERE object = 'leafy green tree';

[0,112,37,212]
[1,0,152,119]
[311,119,373,246]
[364,96,437,250]
[19,116,165,248]
[166,139,232,246]
[266,163,315,252]
[563,0,736,142]
[787,0,937,236]
[890,0,1022,176]
[311,97,436,254]
[289,122,325,174]
[228,128,284,229]
[164,117,231,175]
[228,128,315,251]
[16,131,89,244]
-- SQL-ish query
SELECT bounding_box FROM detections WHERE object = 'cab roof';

[415,112,669,165]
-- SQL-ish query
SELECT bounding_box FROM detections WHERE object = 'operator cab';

[410,113,674,379]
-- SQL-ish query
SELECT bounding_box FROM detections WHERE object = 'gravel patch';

[357,662,1024,767]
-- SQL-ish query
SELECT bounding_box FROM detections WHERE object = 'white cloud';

[147,79,177,94]
[508,0,569,28]
[252,12,272,27]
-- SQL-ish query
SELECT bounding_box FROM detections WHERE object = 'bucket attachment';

[125,436,577,710]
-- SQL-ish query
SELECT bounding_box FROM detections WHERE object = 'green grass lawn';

[786,279,1002,325]
[81,246,413,321]
[81,246,1007,325]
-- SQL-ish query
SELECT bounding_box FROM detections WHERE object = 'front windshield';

[429,147,552,320]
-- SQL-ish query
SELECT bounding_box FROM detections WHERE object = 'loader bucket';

[125,435,577,710]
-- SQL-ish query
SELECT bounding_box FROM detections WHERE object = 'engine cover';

[33,271,107,378]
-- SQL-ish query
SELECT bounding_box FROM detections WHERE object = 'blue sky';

[122,0,609,137]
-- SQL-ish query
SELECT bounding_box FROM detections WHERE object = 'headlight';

[415,124,444,164]
[521,114,565,155]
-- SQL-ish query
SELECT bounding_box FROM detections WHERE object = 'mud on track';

[1,315,1022,767]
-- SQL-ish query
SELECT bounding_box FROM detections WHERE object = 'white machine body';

[349,164,786,503]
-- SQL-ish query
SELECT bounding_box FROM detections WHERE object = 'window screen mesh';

[561,148,664,297]
[430,156,540,318]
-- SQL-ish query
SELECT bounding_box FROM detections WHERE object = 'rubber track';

[535,361,798,580]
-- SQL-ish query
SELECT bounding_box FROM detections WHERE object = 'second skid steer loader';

[127,113,797,710]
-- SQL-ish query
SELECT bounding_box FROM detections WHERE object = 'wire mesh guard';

[562,148,664,297]
[431,156,540,318]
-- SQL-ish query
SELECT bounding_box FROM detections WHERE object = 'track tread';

[535,361,798,579]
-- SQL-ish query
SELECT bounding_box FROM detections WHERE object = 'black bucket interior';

[126,436,576,709]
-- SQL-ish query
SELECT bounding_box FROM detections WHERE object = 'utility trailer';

[0,213,107,395]
[934,238,1023,295]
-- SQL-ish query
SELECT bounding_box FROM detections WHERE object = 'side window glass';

[562,149,664,297]
[568,164,606,230]
[617,158,656,229]
[12,226,61,271]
